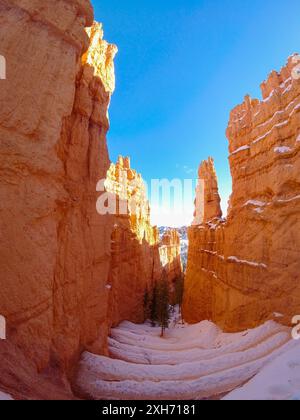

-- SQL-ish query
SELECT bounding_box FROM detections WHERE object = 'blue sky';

[94,0,300,226]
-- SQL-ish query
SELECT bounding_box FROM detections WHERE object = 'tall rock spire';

[193,157,222,225]
[184,55,300,331]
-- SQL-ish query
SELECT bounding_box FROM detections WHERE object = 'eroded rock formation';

[159,229,182,292]
[0,0,122,399]
[53,19,118,372]
[193,157,222,225]
[183,56,300,331]
[105,156,162,326]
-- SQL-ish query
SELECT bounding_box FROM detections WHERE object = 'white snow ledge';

[0,391,13,401]
[230,145,250,156]
[274,146,292,154]
[244,200,266,207]
[228,256,268,269]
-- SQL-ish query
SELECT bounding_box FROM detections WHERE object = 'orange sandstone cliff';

[0,1,182,399]
[159,229,183,293]
[183,56,300,331]
[105,156,162,326]
[193,157,222,225]
[0,0,116,397]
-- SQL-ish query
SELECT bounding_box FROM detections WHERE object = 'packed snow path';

[0,391,13,400]
[76,320,298,400]
[224,344,300,400]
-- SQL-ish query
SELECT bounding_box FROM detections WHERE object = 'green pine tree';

[150,285,158,327]
[143,287,153,321]
[156,273,170,338]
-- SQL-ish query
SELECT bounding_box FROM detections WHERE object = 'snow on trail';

[79,333,289,383]
[110,321,220,351]
[108,321,288,365]
[0,391,13,400]
[77,342,296,401]
[76,319,297,400]
[224,343,300,400]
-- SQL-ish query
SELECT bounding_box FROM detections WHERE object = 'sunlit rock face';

[159,229,183,292]
[105,156,162,326]
[184,56,300,331]
[105,156,158,244]
[0,0,116,397]
[193,157,223,225]
[54,20,118,368]
[105,158,184,325]
[159,226,188,272]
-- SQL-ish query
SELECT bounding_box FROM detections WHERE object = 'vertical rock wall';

[159,229,183,290]
[0,0,163,398]
[183,56,300,331]
[53,21,118,370]
[0,0,102,397]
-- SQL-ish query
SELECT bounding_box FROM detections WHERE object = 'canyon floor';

[74,310,300,400]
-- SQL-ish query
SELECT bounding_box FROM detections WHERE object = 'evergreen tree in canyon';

[150,285,157,327]
[147,272,171,335]
[155,273,171,338]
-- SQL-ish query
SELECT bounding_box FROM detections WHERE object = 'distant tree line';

[144,272,185,337]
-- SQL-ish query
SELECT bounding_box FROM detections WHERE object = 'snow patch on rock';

[228,256,267,269]
[0,391,13,401]
[274,146,292,154]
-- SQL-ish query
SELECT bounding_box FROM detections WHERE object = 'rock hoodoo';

[193,157,222,225]
[105,155,157,244]
[183,56,300,331]
[105,156,162,327]
[159,229,183,288]
[105,157,184,326]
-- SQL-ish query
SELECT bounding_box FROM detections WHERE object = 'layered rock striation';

[0,0,103,397]
[183,56,300,331]
[105,156,162,326]
[53,19,118,371]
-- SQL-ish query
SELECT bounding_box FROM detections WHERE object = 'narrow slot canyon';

[1,0,300,401]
